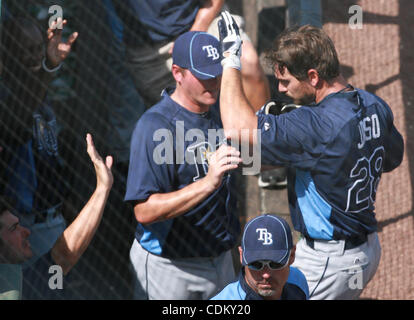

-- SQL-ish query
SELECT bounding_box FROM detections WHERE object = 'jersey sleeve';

[210,281,245,300]
[381,104,404,172]
[124,112,176,202]
[257,108,333,170]
[286,266,309,299]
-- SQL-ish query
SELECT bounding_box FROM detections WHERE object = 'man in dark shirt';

[114,0,270,111]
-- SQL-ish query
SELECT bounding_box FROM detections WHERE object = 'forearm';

[134,177,217,225]
[51,185,110,275]
[220,67,258,144]
[190,0,224,31]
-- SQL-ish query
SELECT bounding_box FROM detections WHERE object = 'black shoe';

[258,167,287,188]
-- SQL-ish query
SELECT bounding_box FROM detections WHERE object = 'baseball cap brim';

[189,62,222,80]
[242,249,290,266]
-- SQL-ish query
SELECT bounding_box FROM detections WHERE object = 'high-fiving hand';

[217,11,242,70]
[86,133,113,192]
[46,17,78,68]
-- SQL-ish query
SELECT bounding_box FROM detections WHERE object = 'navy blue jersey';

[258,88,404,241]
[115,0,200,44]
[211,267,309,300]
[125,88,240,259]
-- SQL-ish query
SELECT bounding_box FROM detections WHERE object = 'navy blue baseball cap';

[172,31,222,80]
[241,214,293,266]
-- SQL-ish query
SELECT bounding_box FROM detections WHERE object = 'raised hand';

[205,144,241,190]
[217,11,242,70]
[86,133,113,192]
[46,17,78,68]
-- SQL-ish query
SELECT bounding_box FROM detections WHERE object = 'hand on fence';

[46,17,78,68]
[86,133,114,192]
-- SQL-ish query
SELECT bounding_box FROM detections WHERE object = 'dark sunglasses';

[247,259,288,271]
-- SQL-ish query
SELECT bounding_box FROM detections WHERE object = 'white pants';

[129,239,236,300]
[292,232,381,300]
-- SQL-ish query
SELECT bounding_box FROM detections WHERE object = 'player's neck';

[315,75,349,103]
[171,87,211,113]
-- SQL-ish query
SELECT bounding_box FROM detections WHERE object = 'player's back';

[281,88,403,240]
[313,88,403,214]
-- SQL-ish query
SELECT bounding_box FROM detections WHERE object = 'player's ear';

[307,69,320,88]
[172,64,184,83]
[238,246,243,264]
[288,245,296,265]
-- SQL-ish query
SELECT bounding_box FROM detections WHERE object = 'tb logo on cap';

[256,228,273,245]
[202,45,220,60]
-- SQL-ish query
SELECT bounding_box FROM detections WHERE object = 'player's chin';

[202,92,218,104]
[257,287,276,297]
[295,93,315,105]
[23,243,34,258]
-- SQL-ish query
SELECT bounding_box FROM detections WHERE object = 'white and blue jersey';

[211,267,309,300]
[258,88,404,241]
[125,88,240,259]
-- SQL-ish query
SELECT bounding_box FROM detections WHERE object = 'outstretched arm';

[190,0,224,32]
[51,134,113,275]
[169,0,224,54]
[218,11,258,145]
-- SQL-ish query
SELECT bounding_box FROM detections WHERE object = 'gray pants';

[292,232,381,300]
[129,239,236,300]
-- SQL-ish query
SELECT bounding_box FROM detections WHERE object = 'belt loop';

[339,239,346,256]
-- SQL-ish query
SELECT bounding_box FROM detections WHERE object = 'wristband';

[221,54,241,70]
[42,58,62,73]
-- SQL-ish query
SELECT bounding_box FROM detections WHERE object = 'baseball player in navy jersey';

[211,214,309,300]
[217,12,404,299]
[125,31,242,300]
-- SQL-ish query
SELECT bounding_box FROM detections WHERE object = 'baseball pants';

[292,232,381,300]
[129,239,236,300]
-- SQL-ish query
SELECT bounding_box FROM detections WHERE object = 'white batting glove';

[218,11,242,70]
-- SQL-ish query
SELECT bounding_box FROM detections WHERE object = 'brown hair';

[266,25,340,81]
